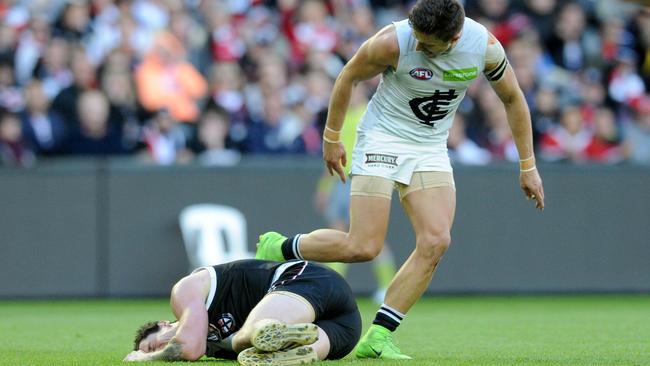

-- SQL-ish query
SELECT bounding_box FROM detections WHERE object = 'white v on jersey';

[358,17,488,145]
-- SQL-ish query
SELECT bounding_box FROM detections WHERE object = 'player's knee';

[354,246,382,261]
[345,237,382,262]
[415,231,451,259]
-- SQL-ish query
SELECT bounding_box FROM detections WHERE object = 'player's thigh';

[348,175,393,244]
[244,292,316,326]
[400,174,457,238]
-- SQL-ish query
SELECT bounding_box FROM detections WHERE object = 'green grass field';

[0,296,648,366]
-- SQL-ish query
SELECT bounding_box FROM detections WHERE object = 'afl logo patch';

[410,68,433,80]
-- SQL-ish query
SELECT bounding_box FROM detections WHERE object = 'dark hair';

[0,108,20,123]
[133,321,161,351]
[408,0,465,42]
[202,102,229,122]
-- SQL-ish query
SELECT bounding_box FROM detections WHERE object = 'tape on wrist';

[325,125,341,133]
[323,126,341,144]
[323,136,340,144]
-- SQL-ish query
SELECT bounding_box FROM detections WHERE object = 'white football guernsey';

[351,17,488,183]
[359,17,487,143]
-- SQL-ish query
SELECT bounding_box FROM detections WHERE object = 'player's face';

[138,321,174,353]
[413,30,460,58]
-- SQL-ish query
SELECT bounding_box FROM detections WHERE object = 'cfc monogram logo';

[409,89,459,126]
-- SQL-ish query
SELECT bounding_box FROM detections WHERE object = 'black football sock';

[280,234,304,260]
[372,303,405,332]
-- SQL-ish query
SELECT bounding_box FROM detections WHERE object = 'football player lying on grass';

[123,259,361,365]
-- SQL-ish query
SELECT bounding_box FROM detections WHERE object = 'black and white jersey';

[193,259,306,359]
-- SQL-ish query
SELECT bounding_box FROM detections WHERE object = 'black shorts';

[269,261,362,360]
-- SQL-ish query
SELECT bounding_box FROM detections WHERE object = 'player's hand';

[323,141,347,183]
[520,168,545,211]
[123,350,148,362]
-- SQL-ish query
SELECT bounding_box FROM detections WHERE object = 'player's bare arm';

[323,25,399,182]
[485,32,545,211]
[124,272,210,362]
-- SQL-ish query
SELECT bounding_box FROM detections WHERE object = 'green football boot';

[255,231,287,262]
[355,324,412,360]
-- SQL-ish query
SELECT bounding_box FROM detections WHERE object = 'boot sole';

[237,345,318,366]
[251,320,319,352]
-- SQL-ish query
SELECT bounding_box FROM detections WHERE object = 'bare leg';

[325,220,350,276]
[298,195,391,262]
[384,186,456,313]
[232,292,330,360]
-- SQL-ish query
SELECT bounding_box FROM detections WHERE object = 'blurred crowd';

[0,0,649,167]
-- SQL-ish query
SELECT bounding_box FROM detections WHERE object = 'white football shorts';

[351,130,453,185]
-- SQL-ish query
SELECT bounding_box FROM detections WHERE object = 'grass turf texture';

[0,296,648,366]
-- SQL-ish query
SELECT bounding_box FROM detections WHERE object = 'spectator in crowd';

[629,6,650,88]
[473,83,518,161]
[0,59,24,113]
[135,31,208,123]
[294,0,339,59]
[205,1,247,63]
[139,109,192,165]
[84,0,123,65]
[517,0,557,41]
[207,62,248,149]
[101,65,140,152]
[544,2,602,71]
[195,105,241,167]
[20,79,67,156]
[31,37,73,100]
[580,69,608,123]
[608,48,646,107]
[66,89,128,155]
[51,48,97,126]
[539,102,592,163]
[336,4,376,60]
[0,109,34,167]
[14,15,52,86]
[245,91,307,154]
[531,86,560,140]
[52,0,92,42]
[0,21,16,61]
[624,96,650,164]
[584,106,625,163]
[448,113,492,165]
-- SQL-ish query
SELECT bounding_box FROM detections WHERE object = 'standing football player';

[256,0,545,359]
